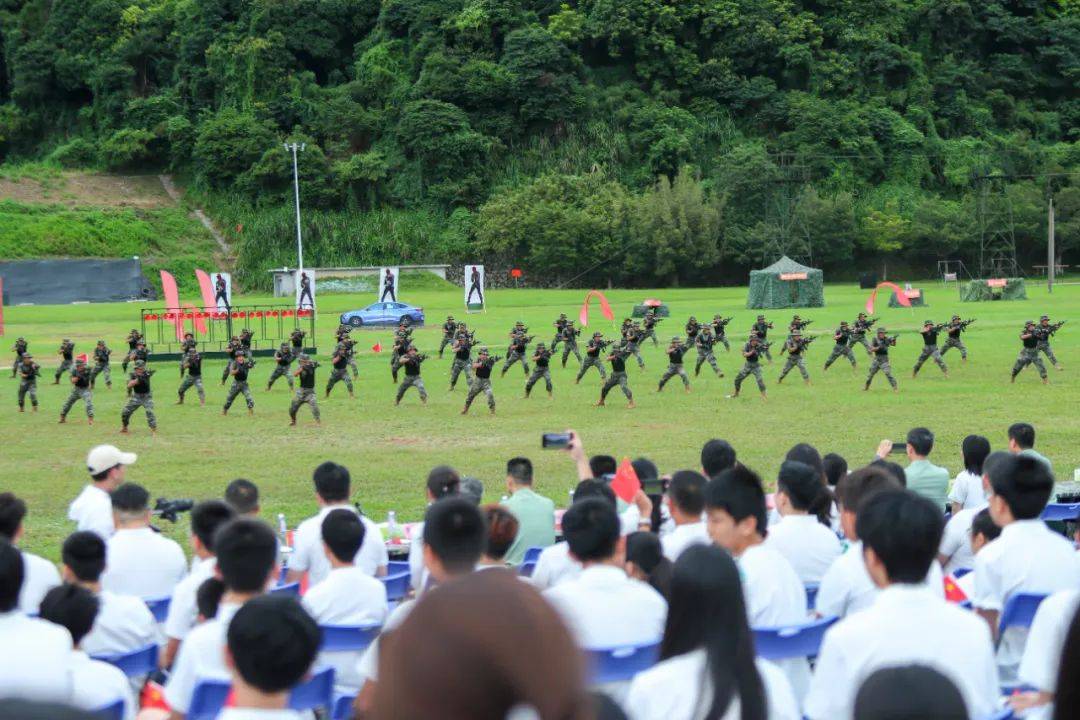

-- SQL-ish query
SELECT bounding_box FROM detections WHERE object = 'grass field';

[3,281,1077,561]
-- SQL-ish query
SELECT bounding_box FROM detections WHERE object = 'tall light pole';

[284,142,306,272]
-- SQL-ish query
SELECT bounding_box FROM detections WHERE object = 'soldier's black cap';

[925,319,934,325]
[1040,315,1050,321]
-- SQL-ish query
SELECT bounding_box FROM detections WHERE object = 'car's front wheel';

[348,316,364,327]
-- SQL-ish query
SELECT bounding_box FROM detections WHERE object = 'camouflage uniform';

[267,346,295,390]
[624,327,646,369]
[940,318,969,360]
[641,313,660,347]
[599,347,634,404]
[576,337,609,382]
[17,358,39,410]
[463,354,497,413]
[525,347,553,396]
[290,358,321,422]
[396,352,429,404]
[502,334,531,376]
[326,343,355,396]
[11,338,28,378]
[438,318,458,358]
[824,326,857,370]
[912,323,948,376]
[865,332,898,390]
[777,335,810,382]
[694,330,722,377]
[55,340,75,382]
[221,338,241,384]
[122,330,142,371]
[850,317,875,355]
[560,326,582,367]
[223,358,255,412]
[751,320,773,362]
[733,341,766,395]
[658,339,691,391]
[177,351,205,403]
[60,362,94,421]
[449,337,475,390]
[1012,324,1047,381]
[90,343,112,388]
[178,335,197,376]
[711,318,732,352]
[122,364,157,430]
[1035,319,1062,368]
[551,316,568,350]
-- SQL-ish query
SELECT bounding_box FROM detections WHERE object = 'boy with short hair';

[659,470,710,562]
[0,492,60,614]
[101,482,186,598]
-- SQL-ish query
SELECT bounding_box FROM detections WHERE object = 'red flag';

[76,353,88,363]
[194,269,216,314]
[140,680,170,712]
[372,342,382,353]
[865,281,911,314]
[943,574,968,604]
[610,457,641,503]
[579,290,615,327]
[160,271,184,341]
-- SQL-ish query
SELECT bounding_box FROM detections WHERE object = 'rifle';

[1048,320,1066,335]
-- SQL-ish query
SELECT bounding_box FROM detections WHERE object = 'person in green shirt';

[1007,422,1053,474]
[501,457,556,565]
[875,427,950,511]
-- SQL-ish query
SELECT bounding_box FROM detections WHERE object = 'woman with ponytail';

[765,460,843,584]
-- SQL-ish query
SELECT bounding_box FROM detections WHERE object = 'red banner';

[195,269,216,313]
[579,290,615,327]
[865,281,912,315]
[159,271,185,340]
[610,457,641,503]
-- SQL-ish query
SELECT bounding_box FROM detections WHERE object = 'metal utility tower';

[760,154,814,266]
[975,174,1019,278]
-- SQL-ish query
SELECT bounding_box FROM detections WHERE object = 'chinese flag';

[943,574,968,604]
[610,457,641,503]
[140,680,170,712]
[372,342,382,353]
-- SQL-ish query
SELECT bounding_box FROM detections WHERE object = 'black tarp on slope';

[0,259,156,304]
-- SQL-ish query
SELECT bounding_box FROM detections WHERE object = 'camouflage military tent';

[746,256,824,309]
[961,278,1027,302]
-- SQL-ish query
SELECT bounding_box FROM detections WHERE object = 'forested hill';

[1,0,1078,288]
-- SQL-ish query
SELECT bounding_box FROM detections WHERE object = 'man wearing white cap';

[67,445,137,540]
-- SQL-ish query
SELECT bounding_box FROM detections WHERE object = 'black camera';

[154,497,194,523]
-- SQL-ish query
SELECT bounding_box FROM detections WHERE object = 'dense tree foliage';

[1,0,1077,287]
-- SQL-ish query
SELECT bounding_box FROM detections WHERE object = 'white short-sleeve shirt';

[529,541,581,590]
[816,541,945,619]
[217,710,305,720]
[804,585,998,720]
[543,565,667,649]
[660,522,710,562]
[68,484,114,540]
[764,514,843,584]
[0,610,74,703]
[948,470,987,510]
[18,551,61,614]
[164,602,239,713]
[68,650,136,720]
[101,526,187,599]
[81,590,159,657]
[164,557,218,641]
[407,520,426,591]
[290,505,388,585]
[1019,588,1080,715]
[938,506,984,574]
[356,598,416,684]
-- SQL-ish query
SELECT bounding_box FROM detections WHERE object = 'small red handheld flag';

[76,353,88,363]
[610,457,641,504]
[372,342,382,353]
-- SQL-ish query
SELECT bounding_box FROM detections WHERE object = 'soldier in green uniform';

[179,333,197,376]
[59,355,93,425]
[912,320,949,378]
[597,343,635,408]
[1035,315,1064,370]
[177,349,205,405]
[504,321,526,356]
[850,313,876,355]
[865,328,898,392]
[391,330,412,384]
[11,337,28,378]
[438,316,458,358]
[711,315,732,351]
[658,336,692,393]
[731,334,768,400]
[267,342,295,390]
[395,347,429,406]
[222,351,255,415]
[90,340,112,389]
[449,330,476,391]
[777,329,813,385]
[54,339,75,384]
[560,322,582,368]
[624,323,646,369]
[1011,320,1048,384]
[641,310,661,346]
[551,314,569,351]
[326,341,355,398]
[121,361,157,434]
[751,316,773,362]
[462,348,498,415]
[342,336,359,379]
[576,333,610,384]
[525,343,553,398]
[122,329,142,372]
[823,321,857,371]
[289,354,321,425]
[789,315,812,333]
[16,352,39,412]
[501,329,532,377]
[694,326,723,377]
[290,327,306,354]
[239,328,254,353]
[685,317,702,347]
[940,315,972,362]
[221,336,242,385]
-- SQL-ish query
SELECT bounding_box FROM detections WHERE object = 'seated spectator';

[68,444,135,540]
[853,666,968,720]
[868,458,906,485]
[477,505,519,568]
[100,483,186,599]
[0,492,60,614]
[59,531,156,657]
[701,438,737,479]
[530,480,616,590]
[301,509,388,693]
[501,457,556,565]
[354,497,486,716]
[165,518,279,717]
[220,595,321,720]
[625,544,799,720]
[38,584,135,720]
[823,453,848,488]
[632,458,665,533]
[195,577,225,624]
[952,509,1001,599]
[407,465,463,592]
[875,428,949,511]
[162,500,237,669]
[974,453,1080,680]
[659,470,709,562]
[460,476,484,505]
[766,461,842,583]
[783,443,832,527]
[804,490,998,720]
[625,532,673,599]
[948,435,991,514]
[0,700,101,720]
[566,430,652,534]
[1013,590,1080,718]
[0,539,73,704]
[224,479,260,517]
[938,452,1007,575]
[287,462,387,586]
[375,570,591,720]
[1007,422,1052,472]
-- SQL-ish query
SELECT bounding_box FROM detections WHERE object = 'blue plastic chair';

[387,560,410,574]
[187,679,231,720]
[953,567,973,579]
[519,560,538,578]
[91,698,125,720]
[271,582,301,597]
[522,547,544,564]
[91,643,158,677]
[319,624,382,652]
[586,642,661,684]
[804,583,820,610]
[288,666,336,711]
[998,593,1048,639]
[332,693,358,720]
[753,616,838,661]
[1041,503,1080,522]
[144,596,171,623]
[381,569,411,602]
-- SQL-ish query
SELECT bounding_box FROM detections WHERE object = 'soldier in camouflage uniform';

[912,320,949,378]
[684,317,702,349]
[223,351,256,415]
[711,315,732,352]
[121,361,157,433]
[525,343,553,398]
[560,322,583,367]
[90,340,112,389]
[326,341,355,398]
[551,314,569,351]
[343,336,359,378]
[694,326,723,377]
[239,328,254,353]
[777,330,813,385]
[751,316,773,362]
[221,336,242,385]
[449,331,475,391]
[396,347,429,406]
[597,343,635,408]
[54,339,75,384]
[177,350,205,405]
[59,356,93,425]
[290,327,306,354]
[179,333,197,376]
[289,354,321,425]
[658,336,692,393]
[850,313,876,356]
[11,337,28,378]
[1035,315,1064,370]
[731,334,767,399]
[438,316,458,358]
[501,329,531,377]
[641,310,661,346]
[576,333,609,383]
[462,348,498,415]
[624,323,646,369]
[126,340,149,392]
[391,331,412,384]
[122,329,142,372]
[16,352,39,412]
[823,321,857,371]
[267,342,295,390]
[865,328,898,391]
[1011,321,1048,384]
[941,315,972,362]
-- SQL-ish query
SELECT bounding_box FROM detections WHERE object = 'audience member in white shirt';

[0,540,73,704]
[823,453,848,533]
[59,531,156,657]
[162,500,237,669]
[224,478,262,518]
[948,434,991,514]
[766,460,842,583]
[625,532,673,599]
[974,453,1080,681]
[660,470,710,562]
[1010,589,1080,720]
[301,509,389,692]
[69,444,136,540]
[38,584,135,720]
[701,438,738,479]
[952,508,1001,599]
[100,483,187,599]
[286,462,388,587]
[805,489,999,720]
[353,497,487,718]
[406,465,463,592]
[626,544,799,720]
[217,594,320,720]
[0,492,60,614]
[568,431,653,535]
[165,518,280,718]
[938,452,1002,575]
[853,665,971,720]
[530,479,619,590]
